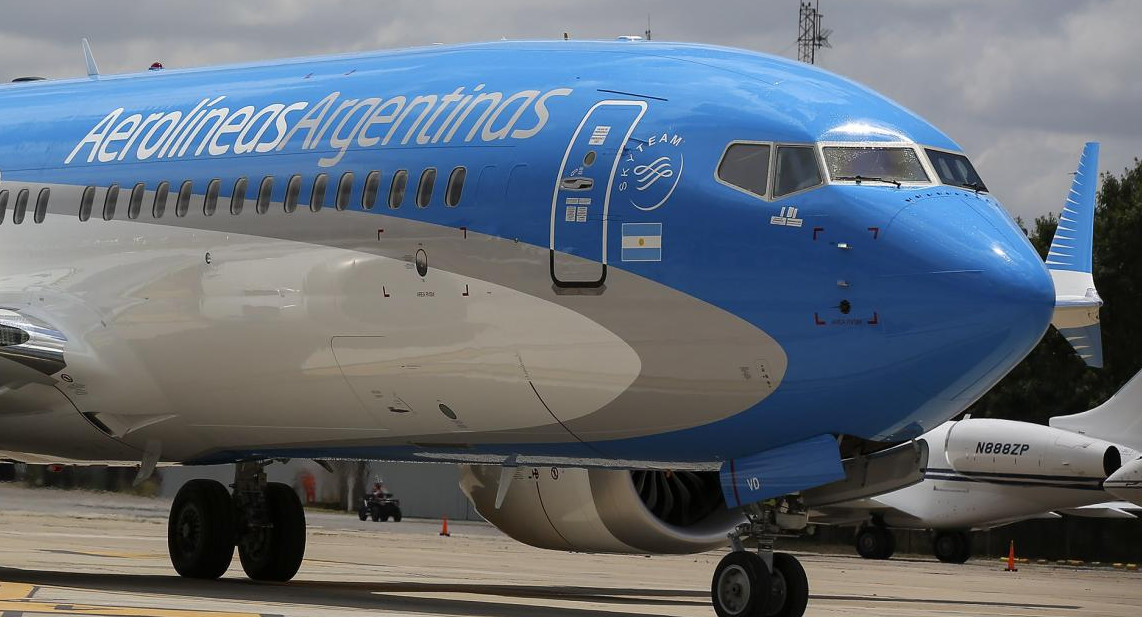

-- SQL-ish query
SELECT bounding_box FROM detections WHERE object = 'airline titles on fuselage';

[65,84,575,169]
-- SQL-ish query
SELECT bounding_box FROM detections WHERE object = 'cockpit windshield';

[823,146,929,185]
[925,149,988,192]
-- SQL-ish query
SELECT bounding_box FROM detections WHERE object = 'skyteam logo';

[619,132,684,212]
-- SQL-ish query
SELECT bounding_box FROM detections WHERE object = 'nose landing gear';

[711,500,810,617]
[167,461,307,582]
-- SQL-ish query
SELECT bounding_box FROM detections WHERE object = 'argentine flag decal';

[621,223,662,262]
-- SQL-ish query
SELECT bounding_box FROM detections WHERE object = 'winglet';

[1048,142,1102,367]
[82,38,99,78]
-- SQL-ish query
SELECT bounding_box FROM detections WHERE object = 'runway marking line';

[0,583,34,600]
[0,582,269,617]
[40,549,157,560]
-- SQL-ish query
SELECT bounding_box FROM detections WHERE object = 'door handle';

[560,177,594,191]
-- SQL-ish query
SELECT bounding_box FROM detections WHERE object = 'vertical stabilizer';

[82,38,99,78]
[1051,368,1142,452]
[1048,142,1103,367]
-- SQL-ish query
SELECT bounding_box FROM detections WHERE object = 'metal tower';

[797,1,832,64]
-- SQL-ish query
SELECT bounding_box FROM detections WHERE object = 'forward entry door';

[549,101,647,288]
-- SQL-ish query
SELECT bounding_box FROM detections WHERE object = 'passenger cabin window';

[34,188,49,224]
[153,181,170,218]
[336,172,353,211]
[33,188,50,224]
[284,175,301,213]
[103,184,119,221]
[389,170,408,209]
[0,190,9,224]
[79,187,95,221]
[718,143,771,197]
[12,189,28,224]
[416,168,437,208]
[256,176,273,214]
[310,174,327,212]
[363,171,381,210]
[204,179,221,216]
[176,181,193,217]
[823,146,929,184]
[926,149,988,192]
[773,146,823,198]
[231,177,248,215]
[445,167,466,207]
[128,183,145,220]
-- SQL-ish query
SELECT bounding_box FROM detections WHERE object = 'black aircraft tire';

[856,527,894,560]
[712,551,771,617]
[768,552,810,617]
[880,529,897,560]
[934,531,971,564]
[238,482,307,582]
[168,479,235,579]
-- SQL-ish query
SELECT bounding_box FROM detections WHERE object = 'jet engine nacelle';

[458,465,744,554]
[1105,456,1142,507]
[944,418,1129,479]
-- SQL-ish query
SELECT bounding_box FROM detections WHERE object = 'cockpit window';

[773,146,823,197]
[718,143,771,197]
[926,149,988,192]
[823,146,929,184]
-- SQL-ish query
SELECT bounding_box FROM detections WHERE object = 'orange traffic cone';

[1005,540,1018,572]
[440,515,451,537]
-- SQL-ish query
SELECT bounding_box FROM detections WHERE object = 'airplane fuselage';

[0,41,1054,468]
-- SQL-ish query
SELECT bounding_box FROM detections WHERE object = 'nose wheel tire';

[712,552,770,617]
[238,482,307,581]
[855,526,896,560]
[933,531,971,564]
[767,552,809,617]
[168,479,235,579]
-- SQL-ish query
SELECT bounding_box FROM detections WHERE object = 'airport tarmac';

[0,485,1139,617]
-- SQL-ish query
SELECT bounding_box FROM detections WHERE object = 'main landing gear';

[855,519,896,560]
[168,461,306,581]
[933,530,971,564]
[712,499,810,617]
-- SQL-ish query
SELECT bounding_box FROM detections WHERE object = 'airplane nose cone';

[876,193,1053,431]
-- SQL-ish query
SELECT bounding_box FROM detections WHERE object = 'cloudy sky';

[0,0,1135,222]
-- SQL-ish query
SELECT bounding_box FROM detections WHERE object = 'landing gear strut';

[167,461,307,581]
[711,499,810,617]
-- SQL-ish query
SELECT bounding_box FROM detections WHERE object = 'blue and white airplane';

[0,39,1059,617]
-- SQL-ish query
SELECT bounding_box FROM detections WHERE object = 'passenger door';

[549,101,647,288]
